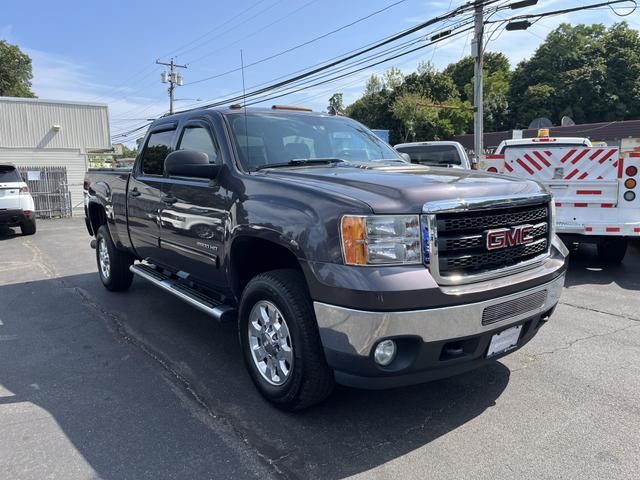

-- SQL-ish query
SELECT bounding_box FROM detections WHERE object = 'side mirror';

[164,150,219,179]
[398,152,411,163]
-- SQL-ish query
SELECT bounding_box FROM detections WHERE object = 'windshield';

[395,144,462,166]
[226,112,402,171]
[0,166,22,183]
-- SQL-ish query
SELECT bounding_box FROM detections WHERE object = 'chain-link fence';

[17,166,73,219]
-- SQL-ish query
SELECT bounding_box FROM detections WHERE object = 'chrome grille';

[482,290,548,325]
[437,206,548,233]
[423,194,552,285]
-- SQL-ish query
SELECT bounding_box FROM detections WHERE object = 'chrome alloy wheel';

[248,300,293,386]
[98,238,111,280]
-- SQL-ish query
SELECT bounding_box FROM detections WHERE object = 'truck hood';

[259,162,545,213]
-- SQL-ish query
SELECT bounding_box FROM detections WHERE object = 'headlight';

[341,215,421,265]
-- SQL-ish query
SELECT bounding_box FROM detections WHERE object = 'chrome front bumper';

[314,273,565,358]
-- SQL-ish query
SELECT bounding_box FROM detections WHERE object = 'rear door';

[127,126,176,262]
[0,166,24,210]
[504,146,620,207]
[157,119,229,290]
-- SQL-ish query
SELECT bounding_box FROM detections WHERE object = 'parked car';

[394,141,471,169]
[85,106,568,410]
[0,163,36,235]
[478,130,638,263]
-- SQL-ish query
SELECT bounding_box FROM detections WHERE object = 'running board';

[130,263,236,322]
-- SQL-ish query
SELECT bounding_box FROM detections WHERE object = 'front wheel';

[95,225,134,291]
[239,269,334,411]
[597,237,627,263]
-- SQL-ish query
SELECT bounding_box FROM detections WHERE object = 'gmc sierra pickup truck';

[85,106,568,410]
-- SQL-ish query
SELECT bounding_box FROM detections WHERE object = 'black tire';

[95,225,134,291]
[239,269,334,411]
[597,237,628,263]
[20,217,36,235]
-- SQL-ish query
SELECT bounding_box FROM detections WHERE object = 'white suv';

[0,164,36,235]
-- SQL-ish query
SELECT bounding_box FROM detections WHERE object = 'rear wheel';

[95,225,134,291]
[597,237,627,263]
[20,217,36,235]
[239,269,334,411]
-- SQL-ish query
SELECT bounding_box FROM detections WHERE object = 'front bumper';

[315,273,565,389]
[0,209,27,226]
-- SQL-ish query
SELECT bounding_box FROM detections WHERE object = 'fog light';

[374,340,397,366]
[624,191,636,202]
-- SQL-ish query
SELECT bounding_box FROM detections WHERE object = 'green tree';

[327,93,344,114]
[0,41,35,97]
[508,23,608,126]
[443,52,510,102]
[383,67,405,90]
[364,74,383,96]
[391,92,437,142]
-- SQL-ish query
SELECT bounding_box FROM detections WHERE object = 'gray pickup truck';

[85,106,568,410]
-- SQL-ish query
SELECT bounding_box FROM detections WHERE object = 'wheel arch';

[228,235,306,302]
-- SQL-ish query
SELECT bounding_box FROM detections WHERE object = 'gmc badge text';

[84,106,568,410]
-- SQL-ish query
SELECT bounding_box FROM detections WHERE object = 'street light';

[506,20,533,30]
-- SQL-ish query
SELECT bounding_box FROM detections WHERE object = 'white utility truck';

[478,130,639,263]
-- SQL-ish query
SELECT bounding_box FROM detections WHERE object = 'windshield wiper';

[254,158,346,171]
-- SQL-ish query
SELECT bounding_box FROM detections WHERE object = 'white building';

[0,96,111,215]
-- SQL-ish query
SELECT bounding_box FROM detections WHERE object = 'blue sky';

[2,0,638,144]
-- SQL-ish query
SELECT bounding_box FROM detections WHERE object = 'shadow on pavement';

[564,240,640,291]
[0,225,19,240]
[0,272,511,479]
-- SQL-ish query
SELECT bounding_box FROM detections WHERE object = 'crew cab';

[479,130,639,263]
[394,141,471,169]
[0,163,36,235]
[85,106,568,410]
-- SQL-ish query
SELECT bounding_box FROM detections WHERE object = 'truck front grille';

[423,197,552,285]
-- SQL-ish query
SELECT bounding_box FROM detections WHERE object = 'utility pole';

[472,1,484,158]
[156,58,187,114]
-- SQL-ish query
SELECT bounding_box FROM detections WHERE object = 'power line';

[110,1,492,138]
[185,0,410,84]
[184,0,319,65]
[179,3,481,111]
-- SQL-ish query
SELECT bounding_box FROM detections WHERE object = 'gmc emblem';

[485,224,534,250]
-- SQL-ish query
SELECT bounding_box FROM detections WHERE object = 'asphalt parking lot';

[1,218,639,480]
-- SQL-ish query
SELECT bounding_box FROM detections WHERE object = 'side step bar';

[130,263,236,322]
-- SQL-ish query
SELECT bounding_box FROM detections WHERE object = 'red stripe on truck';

[565,168,580,179]
[560,149,577,163]
[574,203,588,207]
[606,227,621,233]
[533,151,552,167]
[576,190,602,195]
[578,172,589,180]
[585,227,593,232]
[601,204,614,208]
[635,228,640,232]
[524,153,543,171]
[516,158,535,175]
[589,148,604,160]
[504,162,513,173]
[618,158,624,179]
[571,149,590,164]
[598,149,617,164]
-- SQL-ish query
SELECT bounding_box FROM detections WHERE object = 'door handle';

[130,188,141,197]
[162,195,178,205]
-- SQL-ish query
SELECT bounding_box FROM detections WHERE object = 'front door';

[127,127,176,262]
[157,120,230,292]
